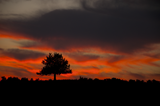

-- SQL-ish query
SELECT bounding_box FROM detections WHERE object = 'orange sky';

[0,34,160,81]
[0,0,160,81]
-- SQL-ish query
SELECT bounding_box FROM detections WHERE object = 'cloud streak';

[65,52,100,62]
[0,0,82,19]
[0,48,46,60]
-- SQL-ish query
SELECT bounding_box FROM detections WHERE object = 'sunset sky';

[0,0,160,81]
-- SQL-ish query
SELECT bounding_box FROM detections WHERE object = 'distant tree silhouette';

[7,77,13,81]
[88,78,93,81]
[35,78,39,81]
[36,53,72,81]
[30,78,34,81]
[1,76,6,81]
[12,77,20,82]
[21,77,28,82]
[94,78,99,81]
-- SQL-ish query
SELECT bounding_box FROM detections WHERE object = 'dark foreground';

[0,77,160,104]
[1,77,160,91]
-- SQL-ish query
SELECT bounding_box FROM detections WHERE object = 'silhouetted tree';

[21,77,28,82]
[36,53,72,81]
[7,77,13,81]
[35,78,39,81]
[94,78,99,81]
[1,76,6,81]
[30,78,34,81]
[147,80,152,84]
[88,78,93,81]
[12,77,20,82]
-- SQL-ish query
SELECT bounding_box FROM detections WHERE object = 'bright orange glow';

[0,33,160,81]
[1,50,160,81]
[0,33,30,40]
[0,56,43,73]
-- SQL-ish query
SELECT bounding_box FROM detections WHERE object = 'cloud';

[82,0,160,8]
[0,48,3,51]
[107,55,126,63]
[0,65,34,77]
[0,65,50,79]
[0,0,82,19]
[66,52,100,62]
[144,53,160,59]
[127,72,146,80]
[0,0,160,54]
[15,39,42,48]
[0,48,46,60]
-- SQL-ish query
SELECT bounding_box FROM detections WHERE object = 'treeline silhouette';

[1,76,160,101]
[1,76,160,87]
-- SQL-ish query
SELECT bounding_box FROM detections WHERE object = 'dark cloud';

[27,63,44,70]
[107,55,126,63]
[144,53,160,59]
[0,48,3,51]
[0,65,33,77]
[81,0,160,21]
[0,65,50,79]
[127,72,146,80]
[81,0,160,11]
[0,48,46,60]
[81,66,100,70]
[66,52,100,62]
[0,0,160,54]
[148,74,160,80]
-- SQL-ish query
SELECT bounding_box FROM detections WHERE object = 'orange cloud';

[0,56,43,73]
[0,38,160,81]
[0,33,30,40]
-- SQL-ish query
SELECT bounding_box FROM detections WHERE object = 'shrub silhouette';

[36,53,72,80]
[1,76,6,81]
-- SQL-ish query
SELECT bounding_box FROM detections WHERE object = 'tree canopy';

[36,53,72,80]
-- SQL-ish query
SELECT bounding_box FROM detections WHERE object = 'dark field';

[0,77,159,104]
[1,77,160,91]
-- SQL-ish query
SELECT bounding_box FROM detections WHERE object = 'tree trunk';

[54,73,56,81]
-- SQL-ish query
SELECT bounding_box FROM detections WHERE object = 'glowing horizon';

[0,0,160,81]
